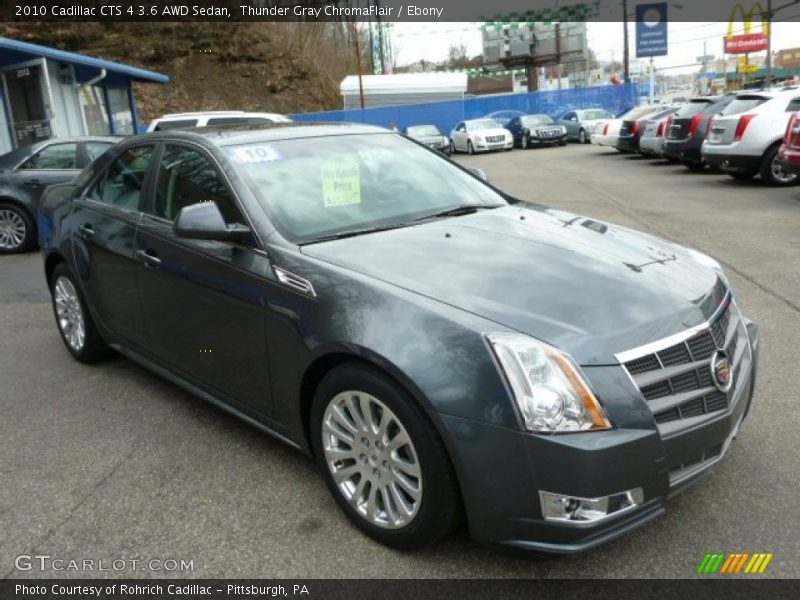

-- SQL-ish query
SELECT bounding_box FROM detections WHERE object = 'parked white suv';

[702,88,800,186]
[147,111,292,132]
[449,119,513,154]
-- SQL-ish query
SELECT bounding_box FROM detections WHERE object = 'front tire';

[0,202,36,254]
[467,140,475,155]
[49,263,110,363]
[449,140,456,155]
[521,135,529,149]
[311,363,460,550]
[760,144,798,187]
[578,129,587,144]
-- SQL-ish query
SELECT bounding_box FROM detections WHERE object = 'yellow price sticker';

[321,156,361,207]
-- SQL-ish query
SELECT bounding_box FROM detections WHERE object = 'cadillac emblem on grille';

[711,350,733,393]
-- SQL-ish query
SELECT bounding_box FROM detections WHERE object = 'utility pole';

[622,0,630,83]
[765,0,773,87]
[376,0,386,74]
[352,20,365,109]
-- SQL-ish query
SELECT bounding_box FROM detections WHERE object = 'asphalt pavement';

[1,143,798,578]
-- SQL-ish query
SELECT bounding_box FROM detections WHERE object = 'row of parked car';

[404,109,616,155]
[591,87,800,187]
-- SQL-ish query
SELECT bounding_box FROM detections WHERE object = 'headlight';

[441,136,448,146]
[561,125,567,134]
[486,333,611,433]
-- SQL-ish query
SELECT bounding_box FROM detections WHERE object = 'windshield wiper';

[411,204,503,222]
[302,222,413,245]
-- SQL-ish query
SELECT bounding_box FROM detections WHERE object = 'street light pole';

[765,0,773,87]
[622,0,630,83]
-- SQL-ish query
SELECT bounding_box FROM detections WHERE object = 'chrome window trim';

[615,291,731,364]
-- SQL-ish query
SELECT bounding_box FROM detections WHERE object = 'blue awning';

[0,37,169,86]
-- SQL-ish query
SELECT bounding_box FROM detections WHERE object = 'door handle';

[24,178,41,187]
[78,223,95,240]
[137,249,162,269]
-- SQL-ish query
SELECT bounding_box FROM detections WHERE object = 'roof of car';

[135,121,389,146]
[155,111,289,119]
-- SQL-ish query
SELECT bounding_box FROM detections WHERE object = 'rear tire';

[760,144,798,187]
[310,362,461,551]
[49,263,110,363]
[0,202,36,254]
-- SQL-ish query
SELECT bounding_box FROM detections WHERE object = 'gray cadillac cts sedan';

[39,123,758,553]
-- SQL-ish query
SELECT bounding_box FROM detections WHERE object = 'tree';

[447,42,470,69]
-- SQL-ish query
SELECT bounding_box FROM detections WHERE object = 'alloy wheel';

[770,156,797,184]
[54,276,86,351]
[521,136,528,149]
[322,390,422,529]
[579,129,587,144]
[0,208,26,250]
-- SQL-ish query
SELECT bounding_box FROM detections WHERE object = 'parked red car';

[778,111,800,177]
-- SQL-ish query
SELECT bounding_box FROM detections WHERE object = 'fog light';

[539,488,644,523]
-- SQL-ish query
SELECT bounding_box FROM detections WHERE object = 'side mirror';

[467,167,488,182]
[174,202,251,243]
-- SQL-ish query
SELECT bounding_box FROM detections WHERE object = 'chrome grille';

[536,128,561,139]
[485,135,504,143]
[618,296,749,428]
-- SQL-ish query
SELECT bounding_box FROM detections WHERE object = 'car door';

[507,117,521,142]
[134,142,272,415]
[453,122,467,151]
[12,142,81,206]
[70,144,153,347]
[562,112,578,137]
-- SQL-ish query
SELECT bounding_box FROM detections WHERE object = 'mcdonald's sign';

[724,2,769,55]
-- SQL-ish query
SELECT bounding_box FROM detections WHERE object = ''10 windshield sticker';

[225,144,284,164]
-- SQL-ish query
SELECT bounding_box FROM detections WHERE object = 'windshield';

[227,134,507,243]
[406,125,441,137]
[521,115,554,127]
[579,110,613,120]
[468,119,501,131]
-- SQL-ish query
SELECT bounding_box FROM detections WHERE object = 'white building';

[340,73,467,109]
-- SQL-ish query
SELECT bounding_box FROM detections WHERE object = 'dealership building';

[0,37,168,154]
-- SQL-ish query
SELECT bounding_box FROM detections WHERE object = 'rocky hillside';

[0,22,352,122]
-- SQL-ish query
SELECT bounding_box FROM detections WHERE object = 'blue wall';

[292,84,640,135]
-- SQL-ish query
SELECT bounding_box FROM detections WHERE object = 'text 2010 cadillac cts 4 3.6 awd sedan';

[39,123,758,553]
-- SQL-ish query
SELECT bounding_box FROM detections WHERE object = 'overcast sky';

[389,21,800,74]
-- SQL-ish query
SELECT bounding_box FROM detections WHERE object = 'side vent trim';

[272,266,316,298]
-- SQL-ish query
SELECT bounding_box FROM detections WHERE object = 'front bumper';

[438,321,758,553]
[475,139,513,152]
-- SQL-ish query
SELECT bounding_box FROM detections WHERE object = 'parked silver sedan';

[557,108,615,144]
[639,109,680,158]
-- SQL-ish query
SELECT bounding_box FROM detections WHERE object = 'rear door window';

[88,145,154,211]
[721,96,768,116]
[85,142,114,162]
[19,143,78,170]
[675,102,711,117]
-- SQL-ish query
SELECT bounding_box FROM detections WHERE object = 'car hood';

[302,204,725,365]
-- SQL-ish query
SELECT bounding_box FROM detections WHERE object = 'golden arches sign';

[727,2,769,37]
[725,2,769,55]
